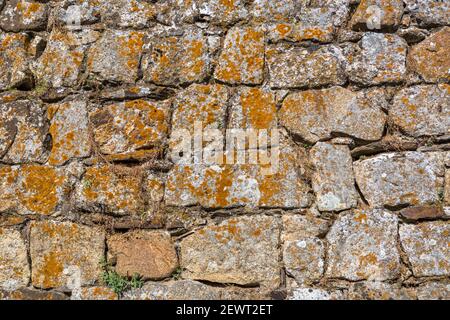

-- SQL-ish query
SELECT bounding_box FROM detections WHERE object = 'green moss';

[99,259,144,295]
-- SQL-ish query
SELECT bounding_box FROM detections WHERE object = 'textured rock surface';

[0,0,449,300]
[267,45,346,89]
[107,230,178,280]
[408,27,450,83]
[350,0,404,31]
[280,87,387,143]
[87,30,145,83]
[391,85,449,137]
[30,221,105,289]
[354,152,444,208]
[0,228,30,290]
[310,143,358,212]
[325,209,400,281]
[47,99,91,165]
[347,33,407,85]
[180,215,280,288]
[400,222,450,277]
[214,26,265,85]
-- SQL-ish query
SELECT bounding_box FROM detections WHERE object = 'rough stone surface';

[90,99,170,158]
[214,26,265,85]
[354,152,444,208]
[143,30,210,86]
[347,33,407,85]
[0,228,30,290]
[408,27,450,83]
[0,100,48,164]
[310,143,358,212]
[87,30,145,83]
[30,221,105,289]
[32,29,99,88]
[180,215,280,288]
[280,87,387,143]
[267,45,346,89]
[325,209,400,281]
[399,221,450,277]
[75,165,144,216]
[0,32,30,90]
[404,0,450,27]
[0,0,48,32]
[107,230,178,280]
[391,84,449,137]
[47,99,91,165]
[348,282,415,300]
[350,0,404,31]
[0,0,448,300]
[288,287,345,300]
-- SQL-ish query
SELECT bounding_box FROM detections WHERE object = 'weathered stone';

[0,228,30,290]
[288,287,346,300]
[391,84,449,137]
[267,45,346,89]
[350,0,404,31]
[400,206,445,220]
[143,30,210,86]
[404,0,450,27]
[47,99,91,166]
[0,165,69,216]
[408,27,450,83]
[326,209,400,281]
[107,230,178,280]
[282,213,331,242]
[75,165,143,216]
[347,33,407,85]
[196,0,248,26]
[87,30,145,83]
[16,165,69,215]
[30,220,105,289]
[0,0,48,32]
[284,238,325,284]
[310,143,358,212]
[123,280,221,300]
[32,29,100,88]
[416,282,450,300]
[90,99,170,157]
[214,26,265,85]
[165,139,310,209]
[354,152,444,208]
[0,100,48,164]
[228,87,277,130]
[399,221,450,277]
[0,32,30,90]
[445,170,450,205]
[99,0,155,28]
[0,288,67,300]
[279,87,387,143]
[348,282,415,300]
[76,287,117,300]
[180,215,280,288]
[53,0,101,26]
[170,84,228,148]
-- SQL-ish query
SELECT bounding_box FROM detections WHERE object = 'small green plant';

[438,189,445,203]
[171,267,183,280]
[100,259,144,295]
[82,178,92,189]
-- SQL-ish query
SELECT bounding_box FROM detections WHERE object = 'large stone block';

[0,228,29,290]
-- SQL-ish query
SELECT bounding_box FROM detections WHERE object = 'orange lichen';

[19,165,66,215]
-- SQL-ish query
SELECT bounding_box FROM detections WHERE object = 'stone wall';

[0,0,449,300]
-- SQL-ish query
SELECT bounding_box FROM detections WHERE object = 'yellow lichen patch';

[214,27,265,84]
[118,31,144,70]
[239,88,276,130]
[80,165,143,215]
[19,165,66,215]
[39,251,64,288]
